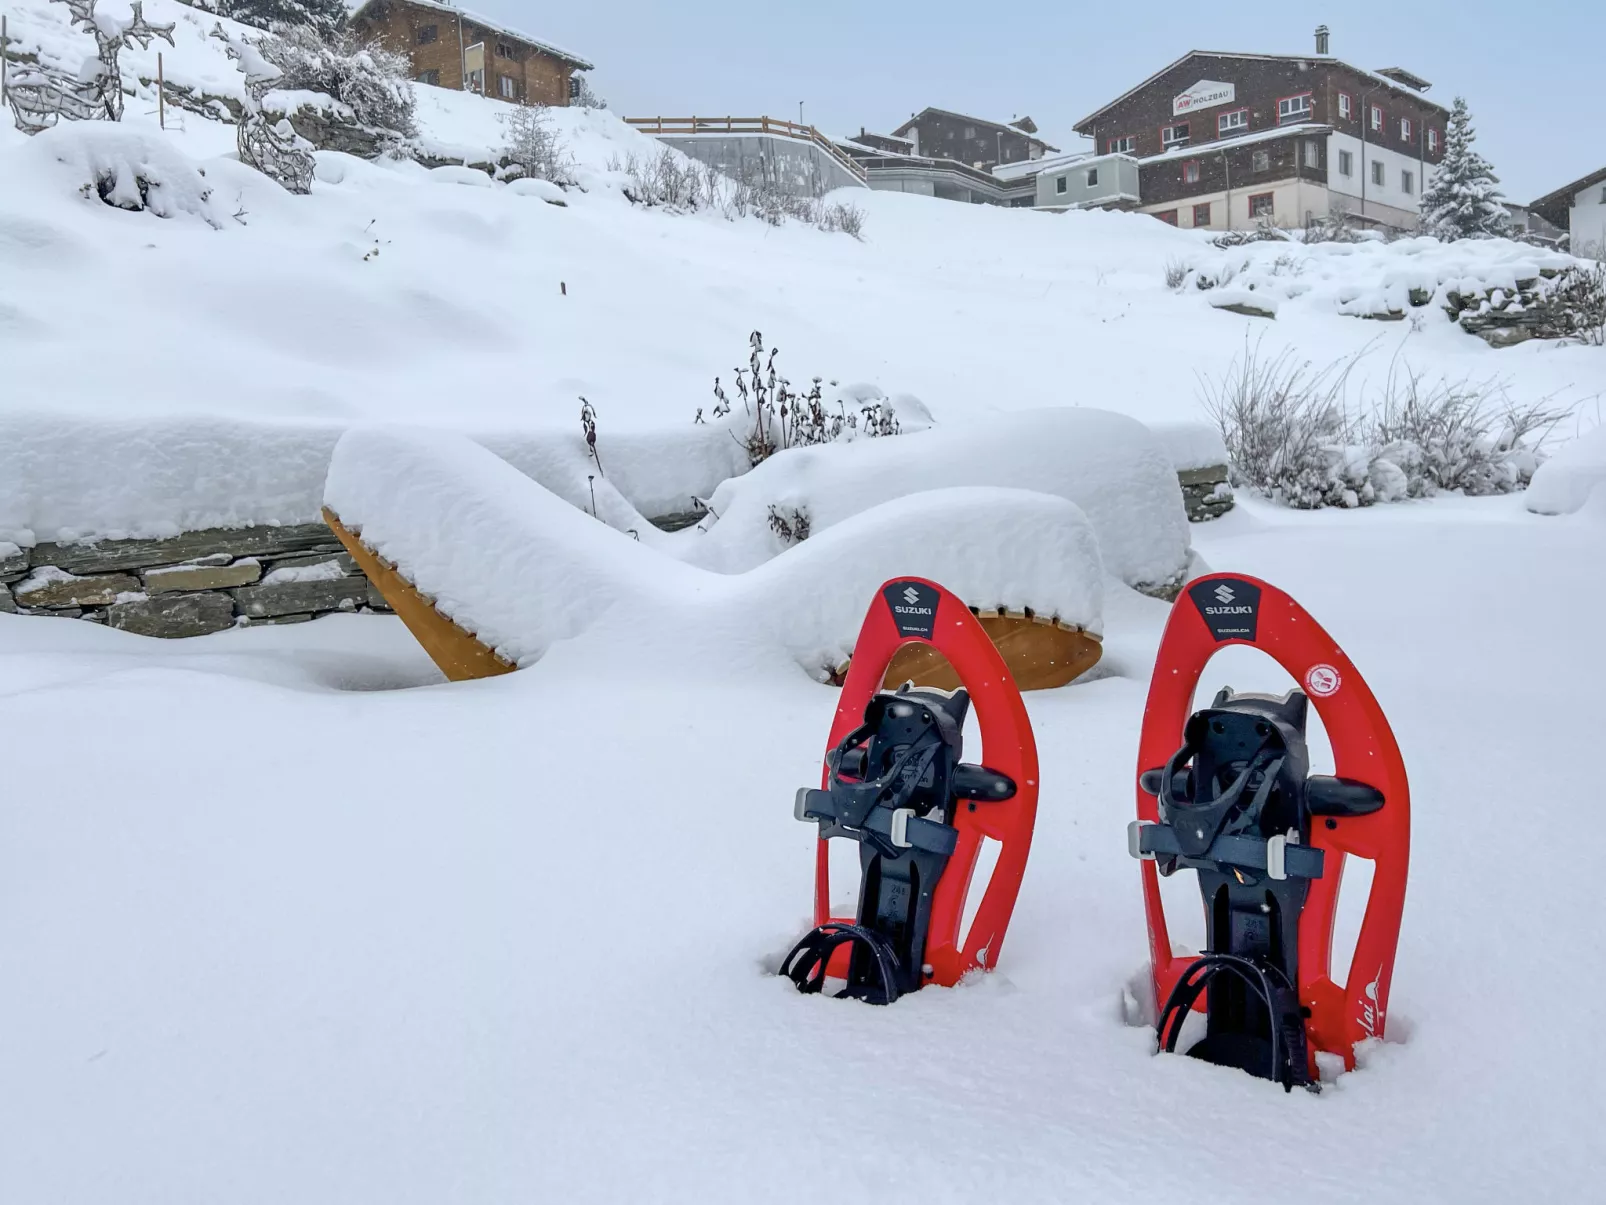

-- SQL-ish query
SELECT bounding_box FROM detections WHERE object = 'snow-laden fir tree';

[1419,97,1507,240]
[225,0,346,38]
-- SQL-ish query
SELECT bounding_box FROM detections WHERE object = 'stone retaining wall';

[0,465,1232,636]
[0,523,390,636]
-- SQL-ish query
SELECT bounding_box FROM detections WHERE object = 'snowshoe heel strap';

[780,923,904,1006]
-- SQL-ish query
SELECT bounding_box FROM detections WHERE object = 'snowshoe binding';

[1131,574,1410,1089]
[781,578,1039,1003]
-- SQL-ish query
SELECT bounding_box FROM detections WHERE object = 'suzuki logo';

[1213,583,1236,604]
[902,586,921,605]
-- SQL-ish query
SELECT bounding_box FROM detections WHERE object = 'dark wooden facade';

[350,0,591,106]
[891,108,1057,170]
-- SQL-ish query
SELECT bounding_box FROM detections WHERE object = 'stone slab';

[232,577,368,619]
[109,593,237,638]
[144,559,263,593]
[0,584,15,614]
[14,570,141,608]
[31,523,341,575]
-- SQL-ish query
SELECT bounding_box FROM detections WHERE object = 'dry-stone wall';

[0,523,390,636]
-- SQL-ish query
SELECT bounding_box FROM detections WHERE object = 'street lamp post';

[799,101,804,129]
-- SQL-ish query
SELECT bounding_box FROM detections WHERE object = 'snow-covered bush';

[817,200,866,239]
[224,0,345,38]
[1204,337,1569,508]
[6,0,174,132]
[212,23,315,194]
[610,149,867,236]
[41,122,233,227]
[1548,261,1605,346]
[571,75,606,110]
[257,24,416,144]
[703,331,902,468]
[498,103,573,184]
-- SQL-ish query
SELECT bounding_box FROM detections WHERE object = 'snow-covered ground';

[3,494,1603,1203]
[4,5,1606,1198]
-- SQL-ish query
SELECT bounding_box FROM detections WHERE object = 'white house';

[1533,168,1606,258]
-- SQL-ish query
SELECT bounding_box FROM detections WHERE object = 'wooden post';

[157,51,165,130]
[2,16,8,107]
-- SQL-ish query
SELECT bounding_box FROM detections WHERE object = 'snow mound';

[324,427,1103,675]
[20,122,234,227]
[1179,234,1579,320]
[1525,426,1606,515]
[690,408,1191,591]
[1147,421,1228,472]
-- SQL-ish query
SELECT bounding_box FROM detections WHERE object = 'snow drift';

[324,427,1104,676]
[688,409,1192,592]
[1524,426,1606,515]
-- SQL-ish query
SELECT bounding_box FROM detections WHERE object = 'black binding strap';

[779,923,904,1005]
[1156,954,1312,1092]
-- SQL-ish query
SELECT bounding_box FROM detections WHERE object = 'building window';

[1338,92,1352,119]
[1249,193,1274,219]
[1107,135,1135,154]
[1401,169,1414,195]
[1156,210,1178,225]
[1086,167,1100,187]
[1371,160,1385,186]
[963,126,976,139]
[1303,140,1319,168]
[498,74,517,99]
[1400,117,1412,142]
[1277,93,1312,124]
[416,23,438,44]
[1252,149,1270,172]
[1338,149,1353,176]
[1162,123,1189,149]
[417,69,440,86]
[1218,109,1248,136]
[1183,159,1200,184]
[1193,202,1211,227]
[497,42,516,59]
[1427,128,1439,153]
[1055,175,1067,195]
[1370,105,1383,131]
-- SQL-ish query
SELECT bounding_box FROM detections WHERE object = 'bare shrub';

[818,200,866,239]
[706,331,901,467]
[766,505,811,546]
[1548,260,1605,346]
[1203,335,1572,507]
[612,149,710,211]
[1164,257,1189,290]
[501,103,573,184]
[1201,337,1364,508]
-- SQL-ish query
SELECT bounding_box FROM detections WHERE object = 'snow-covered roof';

[991,149,1095,182]
[1531,165,1606,212]
[1074,51,1446,131]
[351,0,593,69]
[1137,122,1330,165]
[891,107,1061,154]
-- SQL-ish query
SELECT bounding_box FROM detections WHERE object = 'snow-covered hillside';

[3,0,1600,544]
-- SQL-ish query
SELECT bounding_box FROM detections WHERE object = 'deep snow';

[2,496,1603,1203]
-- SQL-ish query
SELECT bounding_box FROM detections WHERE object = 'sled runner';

[1129,574,1409,1089]
[781,578,1040,1003]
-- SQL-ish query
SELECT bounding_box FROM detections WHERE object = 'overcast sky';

[478,0,1598,201]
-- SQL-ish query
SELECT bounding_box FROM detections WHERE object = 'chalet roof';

[1375,66,1432,91]
[891,107,1060,153]
[351,0,594,70]
[1073,51,1447,132]
[1530,165,1606,215]
[991,148,1093,182]
[1530,165,1606,230]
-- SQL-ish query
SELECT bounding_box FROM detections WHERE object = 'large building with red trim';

[1068,28,1448,231]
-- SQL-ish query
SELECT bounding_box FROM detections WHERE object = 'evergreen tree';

[225,0,345,39]
[1419,96,1507,240]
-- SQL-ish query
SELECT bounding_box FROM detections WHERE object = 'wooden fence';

[624,116,869,183]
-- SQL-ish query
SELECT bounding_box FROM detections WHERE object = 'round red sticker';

[1305,664,1342,697]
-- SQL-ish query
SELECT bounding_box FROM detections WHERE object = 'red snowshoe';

[781,578,1040,1003]
[1130,574,1410,1089]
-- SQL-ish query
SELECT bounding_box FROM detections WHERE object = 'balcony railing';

[624,116,868,183]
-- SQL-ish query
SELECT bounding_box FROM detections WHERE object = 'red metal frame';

[1192,201,1212,227]
[1275,90,1313,124]
[813,578,1040,987]
[1217,107,1249,135]
[1108,134,1137,154]
[1247,191,1274,218]
[1135,573,1410,1071]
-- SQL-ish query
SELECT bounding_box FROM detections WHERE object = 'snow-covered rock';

[1525,426,1606,515]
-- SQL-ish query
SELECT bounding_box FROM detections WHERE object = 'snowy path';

[1,498,1601,1203]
